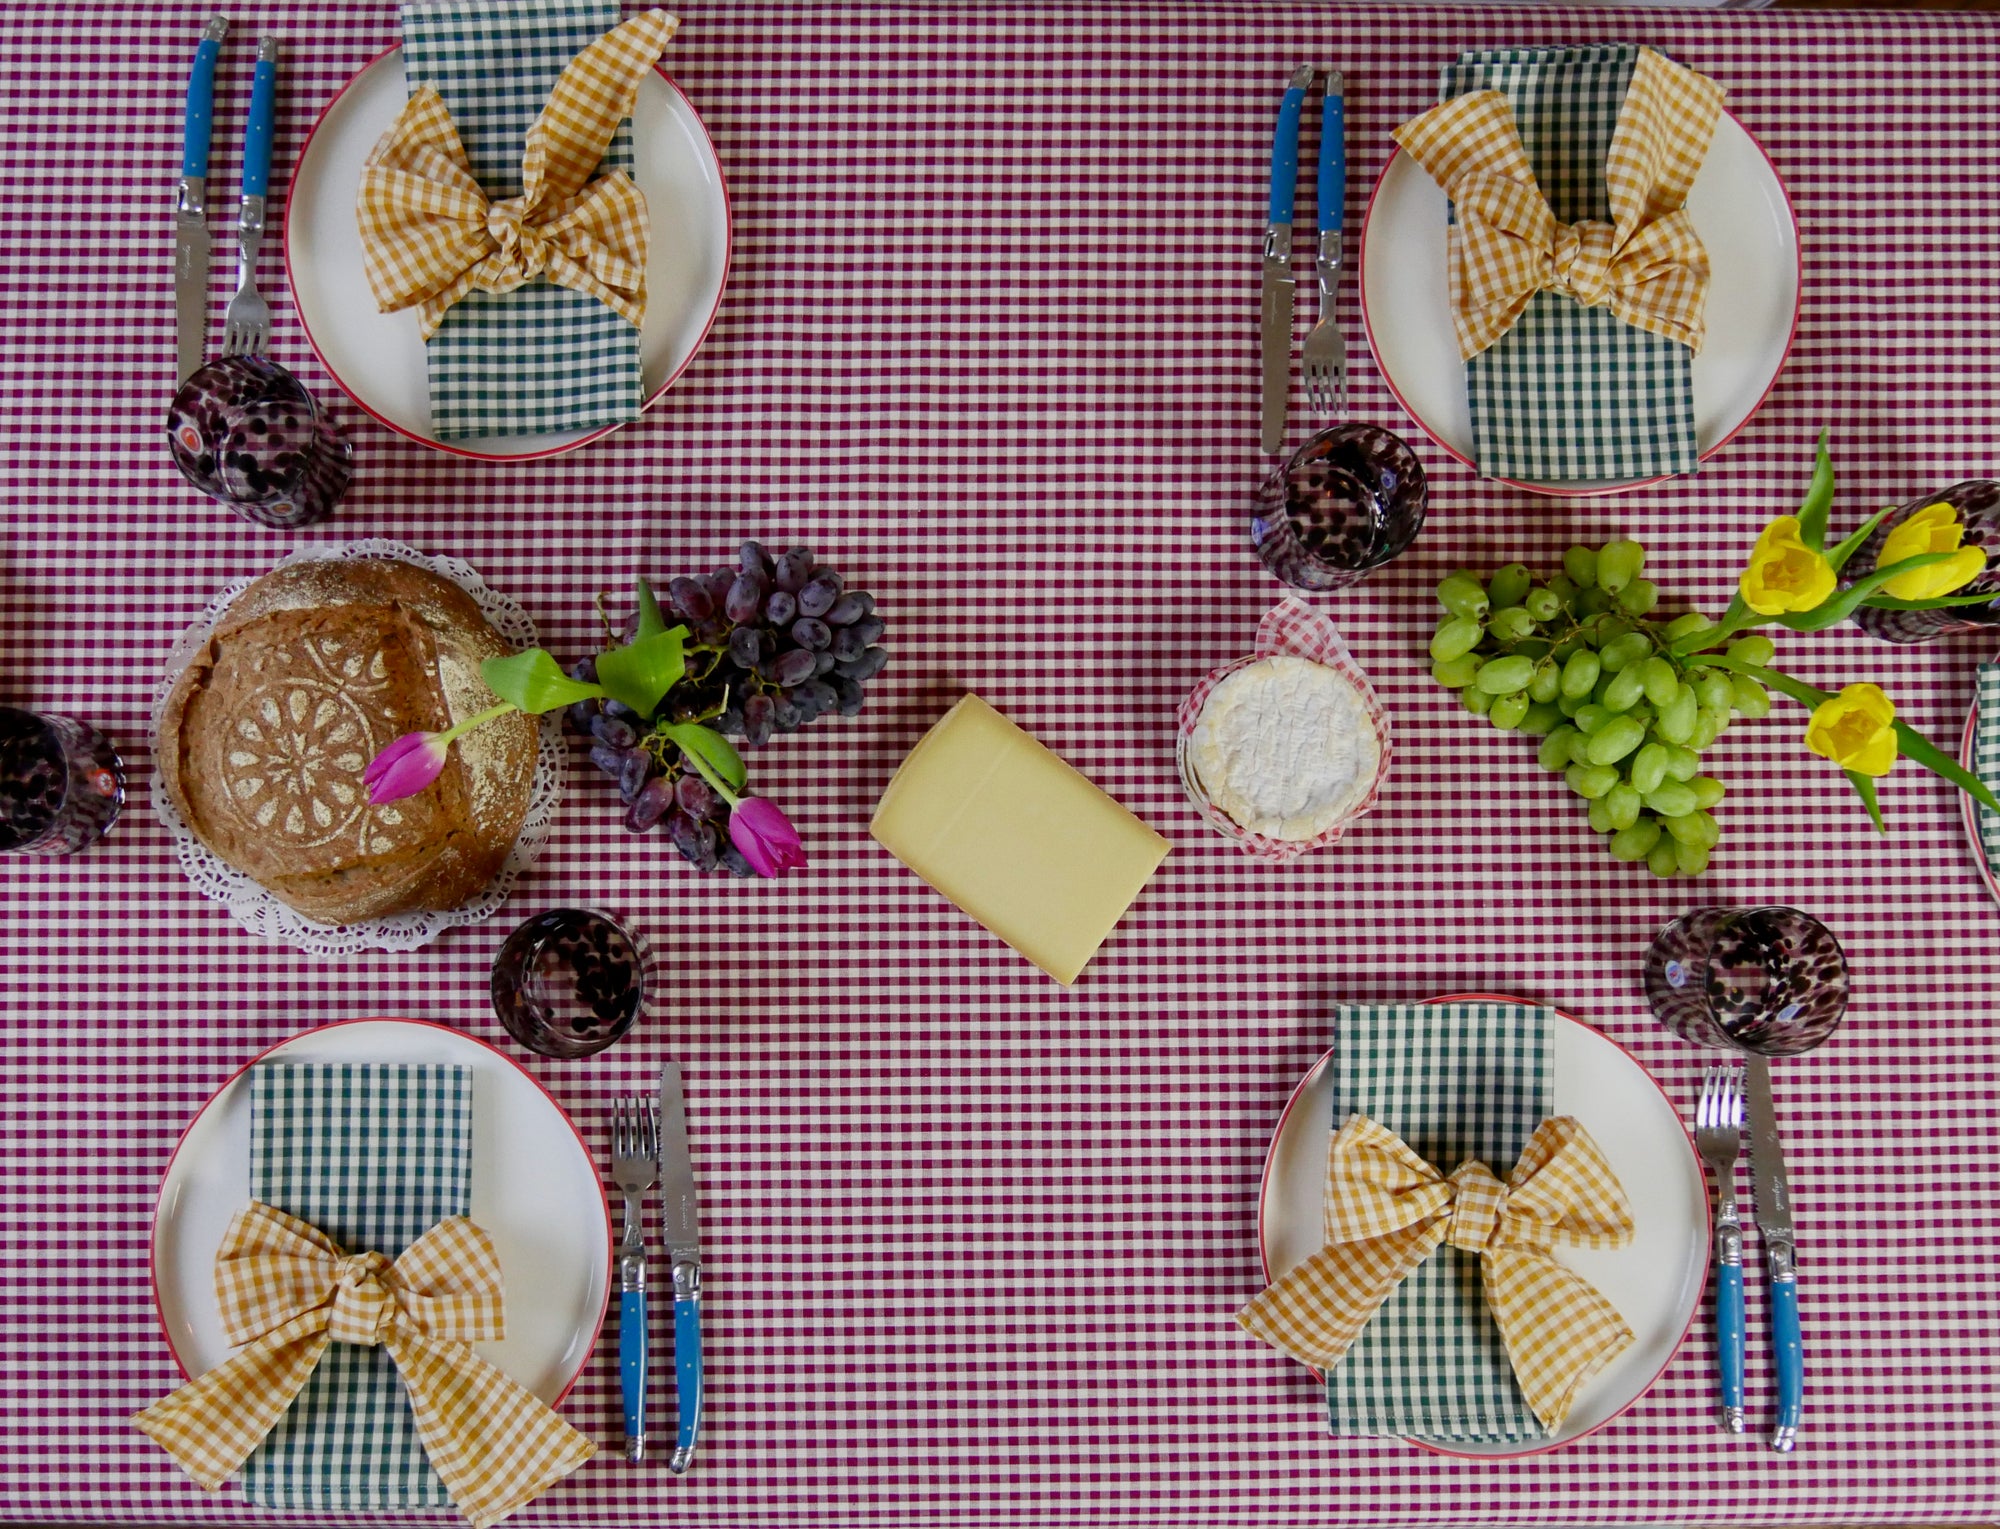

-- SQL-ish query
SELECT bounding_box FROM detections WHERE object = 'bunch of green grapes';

[1427,539,1775,876]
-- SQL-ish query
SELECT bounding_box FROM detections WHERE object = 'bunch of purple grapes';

[693,541,888,745]
[567,543,887,874]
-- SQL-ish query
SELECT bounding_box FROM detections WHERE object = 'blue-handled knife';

[659,1060,703,1473]
[1747,1056,1802,1452]
[1260,65,1312,454]
[174,15,228,381]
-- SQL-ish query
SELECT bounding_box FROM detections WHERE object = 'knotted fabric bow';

[1392,47,1725,362]
[1238,1114,1636,1433]
[357,8,678,339]
[135,1202,594,1529]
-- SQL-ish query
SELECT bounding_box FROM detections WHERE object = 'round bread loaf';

[157,558,538,926]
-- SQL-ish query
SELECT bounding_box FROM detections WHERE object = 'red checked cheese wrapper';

[1176,599,1391,863]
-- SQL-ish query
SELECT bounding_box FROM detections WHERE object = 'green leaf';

[1843,769,1887,835]
[1822,503,1895,574]
[595,627,686,721]
[659,721,746,794]
[1795,428,1836,549]
[481,650,605,714]
[1770,550,1965,631]
[635,577,669,642]
[1861,590,1998,611]
[1890,718,2000,815]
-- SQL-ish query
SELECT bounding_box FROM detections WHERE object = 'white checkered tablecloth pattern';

[2,4,1998,1525]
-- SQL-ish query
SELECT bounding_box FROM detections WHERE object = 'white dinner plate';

[285,50,730,461]
[150,1018,611,1405]
[1257,995,1708,1457]
[1360,113,1800,496]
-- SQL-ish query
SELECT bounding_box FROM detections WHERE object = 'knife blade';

[658,1060,703,1473]
[1745,1054,1803,1453]
[1260,65,1312,454]
[175,16,228,382]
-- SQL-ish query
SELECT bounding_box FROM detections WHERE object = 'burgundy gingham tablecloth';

[3,3,1997,1524]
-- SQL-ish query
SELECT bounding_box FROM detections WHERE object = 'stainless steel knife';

[1746,1055,1803,1453]
[1260,65,1312,454]
[659,1060,703,1473]
[175,15,228,382]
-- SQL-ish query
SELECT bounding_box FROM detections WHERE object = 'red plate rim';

[146,1015,611,1406]
[1252,991,1709,1459]
[283,46,732,463]
[1357,111,1802,498]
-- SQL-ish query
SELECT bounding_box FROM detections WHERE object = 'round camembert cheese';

[1189,655,1381,841]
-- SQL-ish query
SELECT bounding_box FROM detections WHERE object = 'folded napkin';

[135,1063,594,1526]
[1281,1001,1557,1440]
[1974,665,2000,869]
[1395,45,1723,483]
[378,0,676,439]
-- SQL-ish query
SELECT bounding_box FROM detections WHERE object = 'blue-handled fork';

[1694,1061,1747,1433]
[611,1093,661,1461]
[1299,68,1346,417]
[221,36,277,356]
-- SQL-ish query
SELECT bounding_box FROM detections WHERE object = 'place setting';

[13,5,2000,1529]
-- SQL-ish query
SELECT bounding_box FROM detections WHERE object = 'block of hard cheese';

[871,694,1170,985]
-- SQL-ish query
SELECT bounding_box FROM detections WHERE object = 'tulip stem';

[676,736,743,808]
[431,702,517,751]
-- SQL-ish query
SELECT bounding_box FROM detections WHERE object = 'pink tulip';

[363,731,450,804]
[727,796,806,877]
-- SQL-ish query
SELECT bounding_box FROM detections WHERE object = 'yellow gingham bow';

[1392,47,1725,361]
[357,9,679,339]
[1238,1114,1636,1433]
[135,1202,594,1529]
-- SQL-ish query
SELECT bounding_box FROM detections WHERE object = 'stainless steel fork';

[1300,68,1347,417]
[1695,1060,1747,1433]
[611,1092,661,1461]
[221,37,277,357]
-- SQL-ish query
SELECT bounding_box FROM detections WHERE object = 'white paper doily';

[150,540,567,957]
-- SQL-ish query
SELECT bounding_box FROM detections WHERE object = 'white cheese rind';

[1189,655,1381,841]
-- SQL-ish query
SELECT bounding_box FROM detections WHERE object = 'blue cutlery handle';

[1268,80,1307,226]
[1317,83,1345,235]
[1771,1276,1802,1448]
[619,1289,648,1456]
[1716,1262,1745,1424]
[183,34,223,179]
[243,52,277,198]
[671,1290,703,1473]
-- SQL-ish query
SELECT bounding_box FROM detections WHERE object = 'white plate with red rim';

[1359,112,1800,497]
[150,1017,610,1406]
[1256,994,1708,1457]
[1956,689,2000,902]
[285,48,730,461]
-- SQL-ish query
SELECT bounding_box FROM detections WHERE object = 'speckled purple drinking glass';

[0,707,125,855]
[1848,480,2000,643]
[491,908,647,1059]
[1250,423,1428,592]
[1644,905,1849,1059]
[167,356,352,529]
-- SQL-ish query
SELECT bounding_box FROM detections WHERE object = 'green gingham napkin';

[1326,1000,1552,1441]
[401,0,643,439]
[1446,45,1699,484]
[1974,666,2000,870]
[239,1062,472,1511]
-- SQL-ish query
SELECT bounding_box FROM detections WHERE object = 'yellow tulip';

[1879,502,1988,600]
[1804,684,1898,777]
[1739,516,1837,615]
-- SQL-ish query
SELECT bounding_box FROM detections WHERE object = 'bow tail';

[1479,1247,1635,1433]
[134,1321,333,1490]
[388,1328,595,1529]
[1237,1220,1446,1370]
